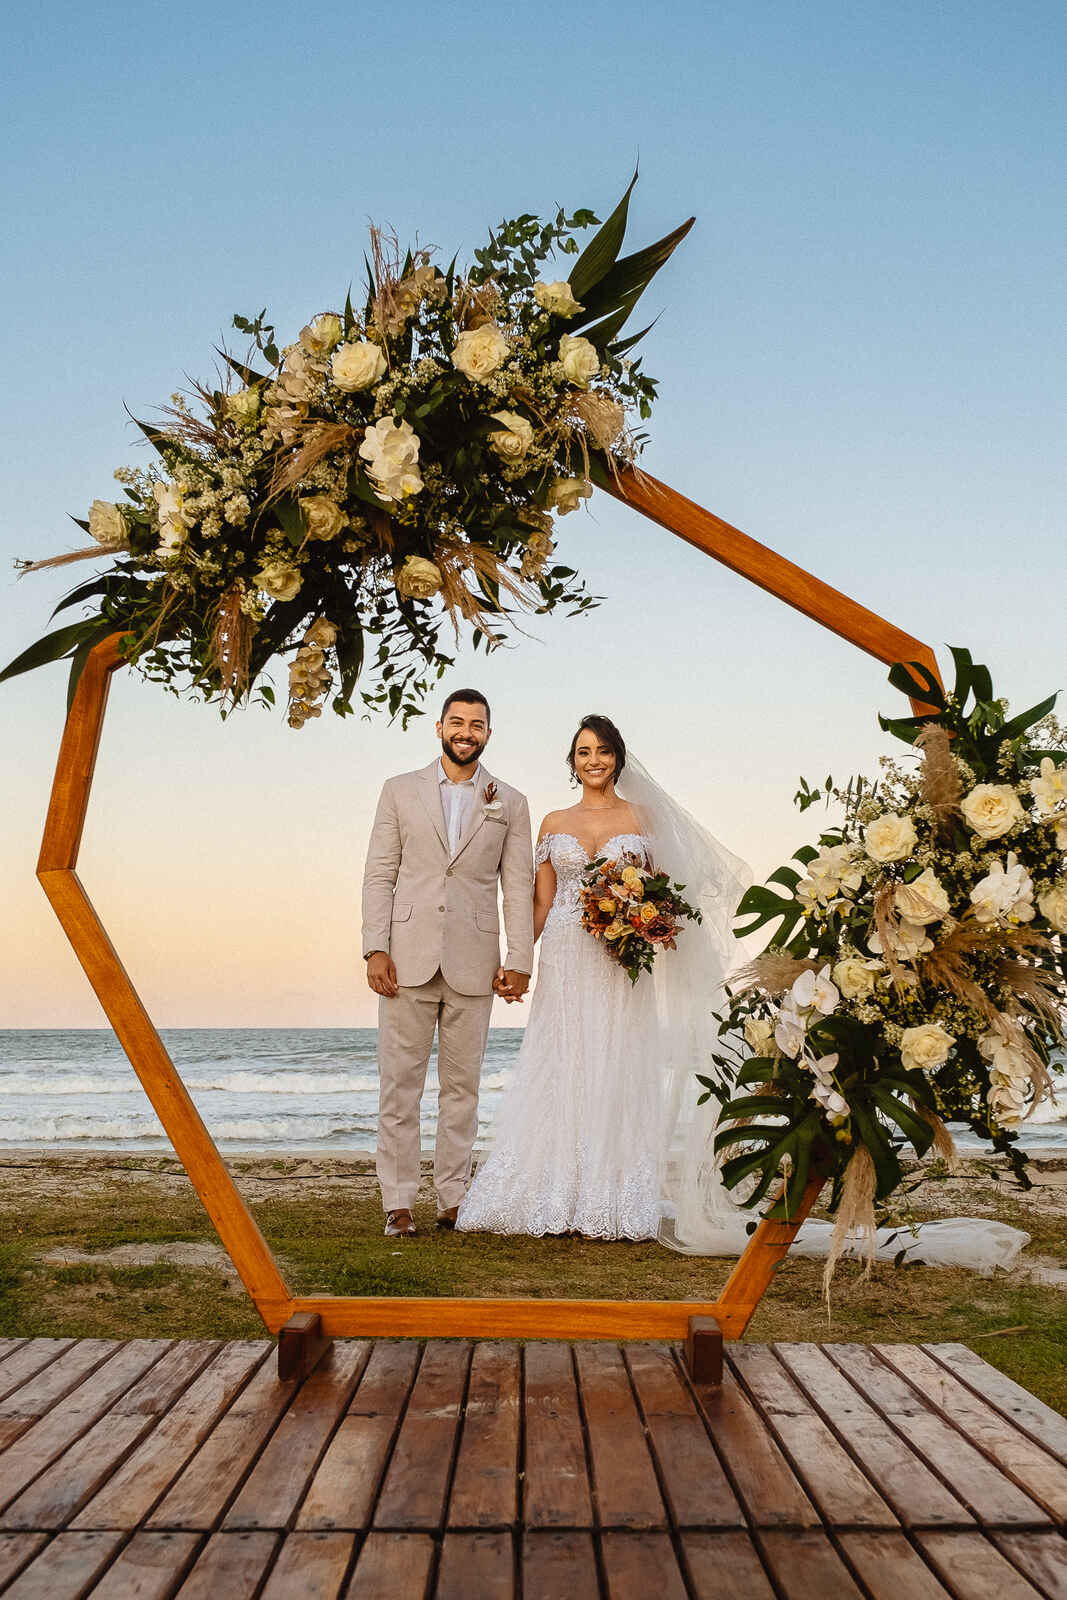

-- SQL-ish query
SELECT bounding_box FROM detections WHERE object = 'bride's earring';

[569,768,580,788]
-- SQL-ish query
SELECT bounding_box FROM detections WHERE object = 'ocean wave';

[0,1111,380,1145]
[0,1071,382,1097]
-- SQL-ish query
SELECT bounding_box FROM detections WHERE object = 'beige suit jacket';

[361,759,534,995]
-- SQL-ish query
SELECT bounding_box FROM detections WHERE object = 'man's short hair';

[441,688,491,726]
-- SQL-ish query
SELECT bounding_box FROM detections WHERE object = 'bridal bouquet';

[4,175,692,729]
[580,855,702,984]
[706,649,1066,1260]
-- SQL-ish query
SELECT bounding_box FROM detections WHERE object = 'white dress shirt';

[438,760,481,857]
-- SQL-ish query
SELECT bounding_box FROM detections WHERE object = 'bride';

[456,713,748,1241]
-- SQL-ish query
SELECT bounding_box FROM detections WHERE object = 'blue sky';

[2,0,1063,1026]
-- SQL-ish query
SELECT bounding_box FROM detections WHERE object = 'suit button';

[438,905,445,912]
[445,868,453,876]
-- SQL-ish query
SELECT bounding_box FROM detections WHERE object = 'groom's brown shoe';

[436,1206,459,1230]
[385,1209,417,1237]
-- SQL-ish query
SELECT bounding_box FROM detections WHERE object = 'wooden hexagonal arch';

[37,466,943,1360]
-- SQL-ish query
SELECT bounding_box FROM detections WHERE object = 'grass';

[1,1178,1064,1415]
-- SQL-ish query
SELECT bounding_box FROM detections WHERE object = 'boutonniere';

[483,781,503,817]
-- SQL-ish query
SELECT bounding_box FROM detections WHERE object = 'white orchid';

[359,415,423,504]
[773,1002,807,1060]
[1030,757,1067,818]
[790,964,840,1016]
[806,1053,849,1123]
[867,919,934,962]
[969,852,1035,926]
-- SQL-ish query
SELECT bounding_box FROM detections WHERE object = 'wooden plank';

[916,1531,1047,1599]
[0,1341,74,1406]
[72,1341,270,1529]
[925,1344,1067,1468]
[874,1345,1067,1523]
[837,1531,955,1599]
[2,1530,124,1600]
[146,1351,298,1530]
[448,1341,520,1529]
[757,1529,866,1599]
[0,1534,47,1590]
[574,1344,665,1529]
[223,1341,369,1531]
[37,633,119,872]
[0,1341,119,1452]
[0,1340,170,1516]
[826,1344,1052,1528]
[437,1531,514,1599]
[290,1294,729,1341]
[993,1532,1067,1600]
[522,1531,599,1600]
[688,1369,820,1528]
[174,1531,280,1599]
[345,1532,434,1599]
[84,1531,202,1599]
[680,1531,776,1599]
[774,1343,972,1528]
[0,1340,219,1531]
[257,1530,355,1598]
[625,1345,743,1528]
[297,1342,420,1531]
[522,1343,593,1530]
[600,1531,689,1600]
[373,1341,471,1531]
[728,1345,896,1528]
[0,1341,27,1364]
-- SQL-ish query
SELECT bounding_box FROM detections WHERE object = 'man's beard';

[441,733,485,768]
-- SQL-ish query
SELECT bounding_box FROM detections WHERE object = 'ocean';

[0,1028,1064,1154]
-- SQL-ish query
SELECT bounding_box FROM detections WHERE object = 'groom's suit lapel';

[416,760,449,854]
[450,764,492,865]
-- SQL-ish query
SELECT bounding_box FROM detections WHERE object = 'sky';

[1,0,1063,1028]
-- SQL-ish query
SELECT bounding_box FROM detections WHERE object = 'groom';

[362,689,534,1236]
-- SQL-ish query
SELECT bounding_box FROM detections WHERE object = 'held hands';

[493,967,530,1004]
[366,951,399,998]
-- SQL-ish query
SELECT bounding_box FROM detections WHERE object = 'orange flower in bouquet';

[579,852,702,983]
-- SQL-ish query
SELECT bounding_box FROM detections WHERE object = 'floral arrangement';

[580,854,702,984]
[3,176,691,728]
[705,649,1067,1276]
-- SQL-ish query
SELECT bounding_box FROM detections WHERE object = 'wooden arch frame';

[37,467,943,1365]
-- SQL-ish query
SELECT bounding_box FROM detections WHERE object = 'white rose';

[298,496,345,542]
[864,812,918,863]
[832,957,880,1000]
[256,560,302,603]
[558,333,600,389]
[899,1022,955,1073]
[153,483,187,558]
[395,556,443,600]
[304,617,338,647]
[299,313,343,355]
[893,867,951,925]
[1029,757,1067,819]
[1038,880,1067,934]
[225,388,260,428]
[969,852,1035,926]
[332,340,387,392]
[452,324,510,382]
[1056,817,1067,853]
[547,476,593,515]
[960,783,1025,841]
[88,499,127,549]
[743,1016,776,1055]
[487,410,534,461]
[534,280,584,317]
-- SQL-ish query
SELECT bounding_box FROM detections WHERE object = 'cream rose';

[332,340,387,392]
[1038,880,1067,934]
[299,313,343,355]
[743,1016,776,1055]
[225,387,260,428]
[832,957,880,1000]
[487,410,534,461]
[864,812,918,863]
[558,333,600,388]
[88,499,127,549]
[534,279,584,317]
[451,324,510,382]
[299,496,345,541]
[256,560,302,603]
[395,555,443,600]
[547,476,592,515]
[960,783,1025,840]
[304,617,338,647]
[893,867,950,925]
[900,1022,955,1073]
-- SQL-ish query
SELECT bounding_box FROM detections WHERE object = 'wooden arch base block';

[686,1316,724,1384]
[277,1312,333,1381]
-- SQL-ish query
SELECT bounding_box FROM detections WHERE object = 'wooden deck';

[0,1338,1063,1598]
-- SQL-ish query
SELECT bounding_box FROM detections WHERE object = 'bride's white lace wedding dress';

[455,831,666,1239]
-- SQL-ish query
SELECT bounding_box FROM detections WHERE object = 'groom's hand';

[366,951,399,998]
[496,968,529,1003]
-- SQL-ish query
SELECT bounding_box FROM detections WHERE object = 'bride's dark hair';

[567,714,627,784]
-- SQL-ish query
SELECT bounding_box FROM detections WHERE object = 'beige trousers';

[375,969,493,1213]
